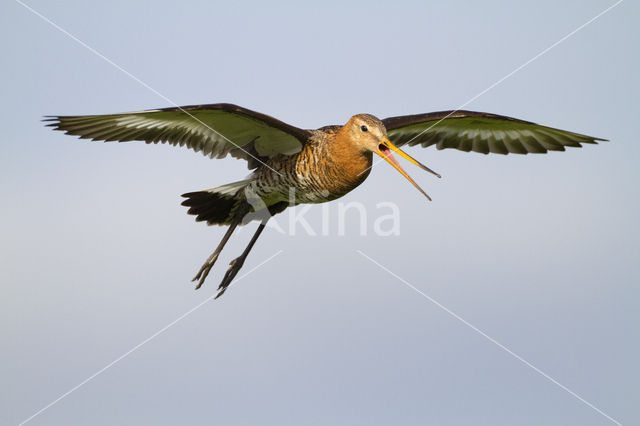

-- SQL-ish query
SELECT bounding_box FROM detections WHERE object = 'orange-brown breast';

[253,127,373,205]
[253,126,373,205]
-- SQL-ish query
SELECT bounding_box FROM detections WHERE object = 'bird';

[45,103,606,298]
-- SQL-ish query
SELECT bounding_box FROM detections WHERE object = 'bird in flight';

[46,104,605,298]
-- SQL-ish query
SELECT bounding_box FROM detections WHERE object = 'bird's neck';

[328,129,373,189]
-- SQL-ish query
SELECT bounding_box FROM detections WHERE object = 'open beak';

[375,137,441,201]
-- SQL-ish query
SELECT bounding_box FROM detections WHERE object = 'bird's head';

[344,114,441,201]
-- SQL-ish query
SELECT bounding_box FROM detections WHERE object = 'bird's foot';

[215,256,245,299]
[192,252,221,290]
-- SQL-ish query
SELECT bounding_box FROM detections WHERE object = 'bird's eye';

[360,125,368,132]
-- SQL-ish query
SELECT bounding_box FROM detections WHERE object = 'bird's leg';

[192,203,249,289]
[192,221,238,289]
[215,219,268,299]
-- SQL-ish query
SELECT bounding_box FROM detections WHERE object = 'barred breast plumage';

[250,127,373,205]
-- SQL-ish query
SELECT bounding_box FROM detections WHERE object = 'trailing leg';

[215,219,268,299]
[191,202,250,289]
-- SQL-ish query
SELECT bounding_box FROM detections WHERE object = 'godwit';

[46,103,605,297]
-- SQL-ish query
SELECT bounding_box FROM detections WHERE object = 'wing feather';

[383,110,606,155]
[45,103,311,169]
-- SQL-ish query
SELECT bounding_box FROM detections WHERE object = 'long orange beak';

[375,137,440,201]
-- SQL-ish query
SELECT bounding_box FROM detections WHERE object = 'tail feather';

[181,179,252,226]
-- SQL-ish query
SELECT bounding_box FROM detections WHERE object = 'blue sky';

[2,1,638,425]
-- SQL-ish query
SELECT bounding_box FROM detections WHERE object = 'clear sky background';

[2,1,638,425]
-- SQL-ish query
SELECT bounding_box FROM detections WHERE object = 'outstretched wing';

[383,110,606,155]
[45,103,311,169]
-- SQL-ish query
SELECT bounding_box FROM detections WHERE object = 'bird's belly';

[252,173,345,205]
[288,176,346,204]
[252,163,369,205]
[252,149,372,206]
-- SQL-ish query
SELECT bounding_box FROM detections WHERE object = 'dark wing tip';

[574,135,608,144]
[181,191,203,198]
[42,116,60,123]
[42,116,66,131]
